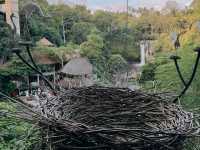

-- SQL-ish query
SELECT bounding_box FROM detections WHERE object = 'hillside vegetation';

[1,0,200,149]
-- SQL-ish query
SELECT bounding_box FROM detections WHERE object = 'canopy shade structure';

[61,58,93,76]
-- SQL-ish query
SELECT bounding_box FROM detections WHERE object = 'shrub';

[108,54,128,74]
[139,63,157,83]
[0,102,39,150]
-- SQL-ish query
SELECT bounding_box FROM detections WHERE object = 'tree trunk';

[0,55,5,65]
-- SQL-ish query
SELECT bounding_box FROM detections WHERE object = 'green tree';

[80,29,104,59]
[0,21,13,64]
[92,10,114,33]
[52,42,79,67]
[107,27,140,61]
[43,27,62,46]
[108,54,128,74]
[71,22,94,44]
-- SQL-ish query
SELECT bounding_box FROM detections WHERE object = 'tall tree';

[0,21,13,64]
[80,29,104,59]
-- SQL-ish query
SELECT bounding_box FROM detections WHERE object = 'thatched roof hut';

[61,58,93,76]
[36,37,54,47]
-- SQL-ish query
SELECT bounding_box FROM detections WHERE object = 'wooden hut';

[59,58,93,88]
[30,51,61,90]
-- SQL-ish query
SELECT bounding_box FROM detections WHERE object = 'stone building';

[0,0,20,35]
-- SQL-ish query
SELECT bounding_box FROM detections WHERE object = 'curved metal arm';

[173,51,200,103]
[19,41,39,70]
[13,48,55,91]
[26,46,39,70]
[170,55,187,86]
[10,13,17,35]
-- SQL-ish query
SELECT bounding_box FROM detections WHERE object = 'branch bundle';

[18,86,198,150]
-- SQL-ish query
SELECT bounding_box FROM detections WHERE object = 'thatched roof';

[32,52,59,65]
[36,37,54,47]
[61,58,93,75]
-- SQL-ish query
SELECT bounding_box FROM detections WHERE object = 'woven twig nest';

[20,86,196,150]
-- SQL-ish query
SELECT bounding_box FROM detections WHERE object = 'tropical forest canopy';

[1,0,200,149]
[1,0,200,90]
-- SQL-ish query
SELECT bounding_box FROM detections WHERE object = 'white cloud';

[47,0,193,11]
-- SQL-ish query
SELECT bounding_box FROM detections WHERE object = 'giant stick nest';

[17,86,199,150]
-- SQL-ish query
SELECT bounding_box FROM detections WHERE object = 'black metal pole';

[170,55,187,86]
[13,49,55,91]
[173,51,200,103]
[19,41,39,70]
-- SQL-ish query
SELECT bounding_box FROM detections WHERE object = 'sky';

[47,0,193,12]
